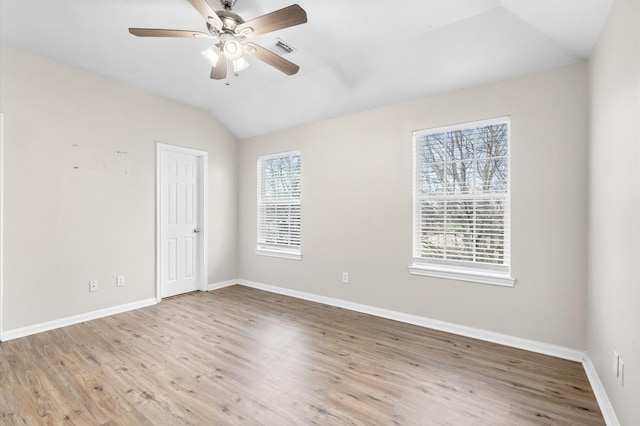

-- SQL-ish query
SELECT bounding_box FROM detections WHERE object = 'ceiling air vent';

[268,38,296,56]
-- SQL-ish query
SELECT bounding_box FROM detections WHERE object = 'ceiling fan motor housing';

[206,10,245,38]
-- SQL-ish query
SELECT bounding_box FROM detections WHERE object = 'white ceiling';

[0,0,613,139]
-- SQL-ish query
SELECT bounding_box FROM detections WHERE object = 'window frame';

[409,117,515,287]
[255,150,302,261]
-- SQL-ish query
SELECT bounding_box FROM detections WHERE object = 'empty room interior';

[0,0,638,425]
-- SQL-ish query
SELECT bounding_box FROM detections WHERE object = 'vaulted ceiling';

[0,0,613,138]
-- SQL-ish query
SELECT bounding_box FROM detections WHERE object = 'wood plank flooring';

[0,285,604,425]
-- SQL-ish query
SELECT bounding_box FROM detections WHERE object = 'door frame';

[0,113,5,339]
[156,143,208,302]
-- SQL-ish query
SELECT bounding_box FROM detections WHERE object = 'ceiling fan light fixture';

[201,46,220,66]
[233,57,250,75]
[129,0,307,81]
[223,40,243,60]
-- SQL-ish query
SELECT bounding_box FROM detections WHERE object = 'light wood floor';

[1,285,604,425]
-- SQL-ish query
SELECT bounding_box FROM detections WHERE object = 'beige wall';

[588,0,640,423]
[238,63,589,350]
[0,45,238,331]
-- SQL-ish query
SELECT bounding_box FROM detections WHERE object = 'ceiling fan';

[129,0,307,81]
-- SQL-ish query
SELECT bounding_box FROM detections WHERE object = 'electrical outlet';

[89,280,99,292]
[614,351,620,376]
[342,272,349,284]
[116,275,125,287]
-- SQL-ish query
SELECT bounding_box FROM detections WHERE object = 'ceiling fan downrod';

[220,0,237,11]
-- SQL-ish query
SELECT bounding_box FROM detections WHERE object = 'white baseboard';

[0,298,157,342]
[207,280,238,291]
[236,279,585,362]
[582,355,620,426]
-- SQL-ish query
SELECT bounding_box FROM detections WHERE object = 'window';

[256,151,302,260]
[410,117,514,286]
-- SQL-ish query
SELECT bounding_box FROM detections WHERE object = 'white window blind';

[411,117,513,286]
[256,151,301,259]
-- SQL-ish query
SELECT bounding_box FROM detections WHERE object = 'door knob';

[193,228,201,233]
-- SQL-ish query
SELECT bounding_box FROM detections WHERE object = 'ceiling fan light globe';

[233,57,250,74]
[223,40,243,60]
[201,46,220,66]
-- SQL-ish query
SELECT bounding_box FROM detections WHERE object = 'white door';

[160,149,203,298]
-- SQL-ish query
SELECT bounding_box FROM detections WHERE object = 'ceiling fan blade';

[210,54,228,80]
[187,0,224,30]
[235,4,307,38]
[243,42,299,75]
[129,28,211,38]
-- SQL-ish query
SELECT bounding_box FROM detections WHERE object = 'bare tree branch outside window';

[415,120,509,269]
[258,152,301,249]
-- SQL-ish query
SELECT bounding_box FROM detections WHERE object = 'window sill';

[408,264,515,287]
[255,247,302,261]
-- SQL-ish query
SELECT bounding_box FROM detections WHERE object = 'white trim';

[413,116,512,137]
[582,355,620,426]
[0,113,4,338]
[257,149,301,161]
[207,280,237,291]
[254,248,302,260]
[156,145,161,303]
[0,298,157,342]
[408,264,515,287]
[256,151,302,257]
[200,152,209,293]
[236,279,584,362]
[412,116,512,282]
[156,143,209,303]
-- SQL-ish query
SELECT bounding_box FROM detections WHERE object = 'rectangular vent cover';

[269,38,296,56]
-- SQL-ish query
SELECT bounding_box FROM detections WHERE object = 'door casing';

[156,143,208,302]
[0,113,4,339]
